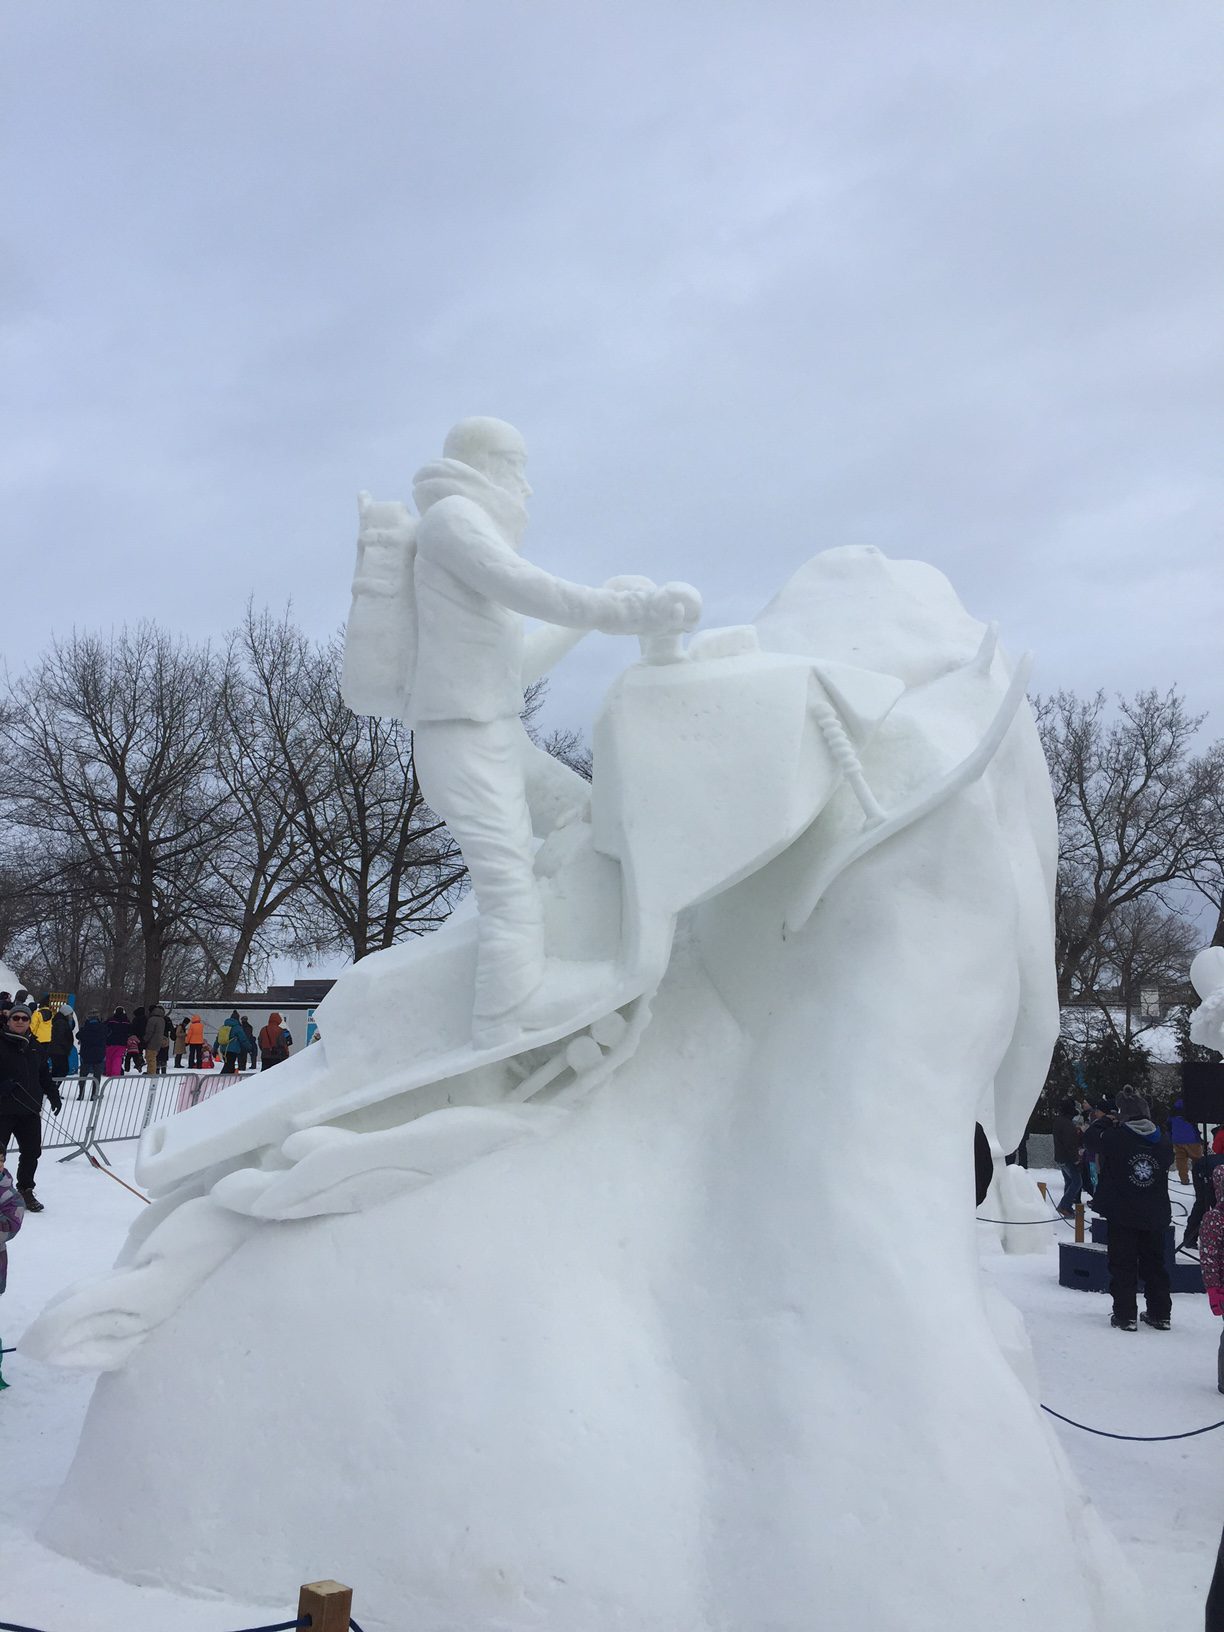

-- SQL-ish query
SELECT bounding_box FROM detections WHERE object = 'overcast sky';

[4,2,1222,737]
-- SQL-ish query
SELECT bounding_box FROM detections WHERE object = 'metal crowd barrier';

[41,1070,253,1151]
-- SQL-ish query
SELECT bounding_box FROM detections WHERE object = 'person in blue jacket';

[1087,1087,1173,1332]
[1167,1097,1203,1187]
[77,1011,107,1100]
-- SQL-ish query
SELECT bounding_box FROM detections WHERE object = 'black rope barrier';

[0,1593,370,1632]
[0,1621,308,1632]
[214,1621,307,1632]
[1041,1404,1224,1442]
[976,1213,1074,1226]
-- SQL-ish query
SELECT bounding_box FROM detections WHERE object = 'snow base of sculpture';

[26,548,1141,1631]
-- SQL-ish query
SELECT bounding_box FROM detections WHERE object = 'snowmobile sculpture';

[135,623,915,1202]
[28,466,1128,1632]
[25,585,1032,1375]
[24,447,1034,1373]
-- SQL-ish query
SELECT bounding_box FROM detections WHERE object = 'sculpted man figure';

[399,417,700,1047]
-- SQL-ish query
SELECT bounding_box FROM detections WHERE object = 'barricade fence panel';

[40,1069,254,1149]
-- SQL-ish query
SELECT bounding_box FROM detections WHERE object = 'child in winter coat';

[1197,1165,1224,1394]
[0,1162,26,1388]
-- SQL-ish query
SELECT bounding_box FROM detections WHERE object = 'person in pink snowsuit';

[1196,1164,1224,1395]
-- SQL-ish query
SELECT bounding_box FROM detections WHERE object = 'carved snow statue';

[1190,946,1224,1053]
[345,416,702,1048]
[25,458,1141,1629]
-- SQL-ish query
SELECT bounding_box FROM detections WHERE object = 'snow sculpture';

[25,543,1142,1632]
[1190,946,1224,1052]
[346,416,702,1047]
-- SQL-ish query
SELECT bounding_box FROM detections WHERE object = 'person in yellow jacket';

[185,1014,205,1071]
[29,995,55,1051]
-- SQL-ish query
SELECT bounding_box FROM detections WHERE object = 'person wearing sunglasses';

[0,1003,63,1213]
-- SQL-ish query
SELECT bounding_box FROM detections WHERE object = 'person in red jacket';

[257,1013,292,1071]
[1212,1126,1224,1157]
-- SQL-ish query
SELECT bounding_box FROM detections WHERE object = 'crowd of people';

[0,989,304,1216]
[68,1004,296,1084]
[1050,1087,1224,1384]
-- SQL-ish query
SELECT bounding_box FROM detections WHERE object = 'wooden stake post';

[298,1580,353,1632]
[1074,1201,1085,1244]
[1037,1181,1048,1202]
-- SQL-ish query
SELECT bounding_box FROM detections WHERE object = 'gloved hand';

[649,581,702,632]
[1208,1287,1224,1318]
[48,1088,63,1116]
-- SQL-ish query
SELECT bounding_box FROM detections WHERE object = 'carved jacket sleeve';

[437,502,643,633]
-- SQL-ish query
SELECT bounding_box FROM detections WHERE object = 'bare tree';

[522,677,593,780]
[247,629,466,962]
[193,608,325,994]
[539,725,593,782]
[0,626,224,1006]
[1080,896,1201,1045]
[1035,687,1215,1005]
[1191,740,1224,948]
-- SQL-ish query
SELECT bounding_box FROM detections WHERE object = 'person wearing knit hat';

[1088,1082,1173,1332]
[0,1002,63,1212]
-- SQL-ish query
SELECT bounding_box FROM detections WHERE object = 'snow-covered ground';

[981,1168,1223,1626]
[3,1154,1221,1630]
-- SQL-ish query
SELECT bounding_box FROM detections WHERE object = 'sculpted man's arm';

[431,500,695,635]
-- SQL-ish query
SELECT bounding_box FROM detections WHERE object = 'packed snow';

[4,1154,1221,1630]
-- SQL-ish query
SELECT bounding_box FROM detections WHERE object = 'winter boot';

[19,1187,44,1213]
[1139,1312,1170,1331]
[1110,1313,1137,1332]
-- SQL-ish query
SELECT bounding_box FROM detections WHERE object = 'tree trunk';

[219,925,257,998]
[142,927,165,1009]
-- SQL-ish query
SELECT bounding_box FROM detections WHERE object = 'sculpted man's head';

[443,417,532,504]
